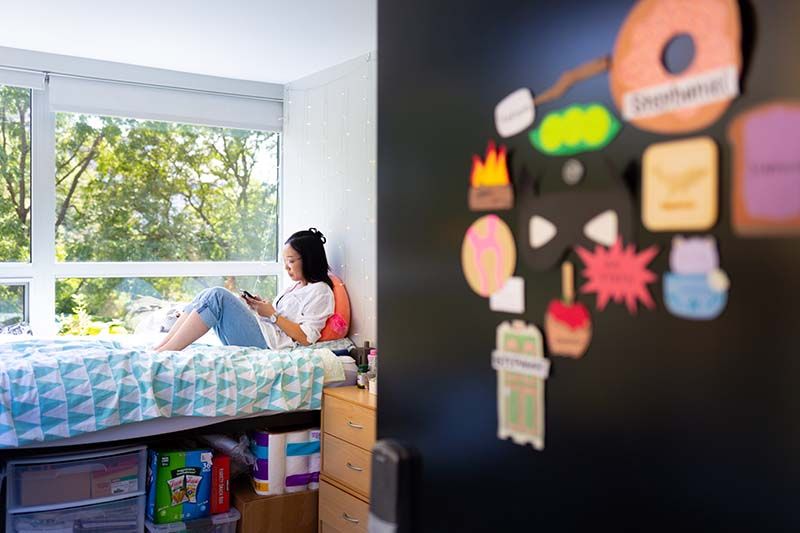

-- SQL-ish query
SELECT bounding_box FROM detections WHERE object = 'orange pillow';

[319,274,350,341]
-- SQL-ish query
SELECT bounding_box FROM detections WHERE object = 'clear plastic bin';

[145,508,241,533]
[9,494,144,533]
[7,446,146,510]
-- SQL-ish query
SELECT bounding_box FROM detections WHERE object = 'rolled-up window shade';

[0,68,46,90]
[48,75,282,131]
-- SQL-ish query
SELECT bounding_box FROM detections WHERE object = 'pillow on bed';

[320,274,350,341]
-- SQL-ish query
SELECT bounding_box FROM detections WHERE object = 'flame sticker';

[468,140,514,211]
[575,237,659,314]
[470,141,510,187]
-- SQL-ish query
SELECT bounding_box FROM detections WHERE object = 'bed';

[0,337,356,449]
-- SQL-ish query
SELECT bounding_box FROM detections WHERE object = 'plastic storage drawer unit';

[7,446,147,510]
[8,494,145,532]
[145,508,241,533]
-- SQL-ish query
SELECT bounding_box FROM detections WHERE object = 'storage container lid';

[144,508,241,532]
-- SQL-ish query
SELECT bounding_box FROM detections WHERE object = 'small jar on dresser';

[319,386,377,532]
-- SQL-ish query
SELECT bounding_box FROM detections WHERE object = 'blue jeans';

[184,287,268,348]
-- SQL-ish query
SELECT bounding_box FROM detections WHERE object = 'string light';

[287,59,376,340]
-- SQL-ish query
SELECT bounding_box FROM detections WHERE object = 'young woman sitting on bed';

[154,228,335,352]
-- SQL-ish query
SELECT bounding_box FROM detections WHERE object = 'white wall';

[0,1,376,84]
[282,53,377,344]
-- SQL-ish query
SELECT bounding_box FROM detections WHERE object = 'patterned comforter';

[0,338,352,448]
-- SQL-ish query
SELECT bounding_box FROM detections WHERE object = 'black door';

[378,0,800,531]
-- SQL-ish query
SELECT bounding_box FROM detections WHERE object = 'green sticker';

[529,103,621,156]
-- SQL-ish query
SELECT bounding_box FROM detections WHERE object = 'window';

[0,85,31,263]
[0,85,32,325]
[56,275,276,335]
[55,115,279,262]
[0,64,283,337]
[0,283,26,326]
[52,115,279,332]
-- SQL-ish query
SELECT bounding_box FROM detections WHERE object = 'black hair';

[285,228,334,288]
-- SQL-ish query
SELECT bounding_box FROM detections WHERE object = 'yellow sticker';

[642,136,718,231]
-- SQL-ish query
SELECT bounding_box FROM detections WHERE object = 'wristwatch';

[268,310,281,324]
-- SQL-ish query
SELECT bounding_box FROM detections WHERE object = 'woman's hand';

[246,297,275,318]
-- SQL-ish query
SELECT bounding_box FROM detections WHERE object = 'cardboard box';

[19,466,91,506]
[211,454,231,514]
[232,480,318,533]
[91,454,140,498]
[146,449,213,524]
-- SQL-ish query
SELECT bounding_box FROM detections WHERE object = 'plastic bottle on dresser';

[356,364,369,389]
[367,348,377,395]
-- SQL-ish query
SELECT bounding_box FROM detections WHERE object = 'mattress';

[0,338,355,449]
[17,355,358,449]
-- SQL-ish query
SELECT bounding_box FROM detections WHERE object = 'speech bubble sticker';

[494,88,535,138]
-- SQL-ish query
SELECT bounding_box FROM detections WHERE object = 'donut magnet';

[609,0,742,134]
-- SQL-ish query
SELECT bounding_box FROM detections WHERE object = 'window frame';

[0,74,284,337]
[0,278,30,326]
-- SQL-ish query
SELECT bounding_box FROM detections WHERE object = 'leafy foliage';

[0,86,280,331]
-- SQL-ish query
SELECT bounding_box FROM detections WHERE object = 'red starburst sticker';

[575,238,659,314]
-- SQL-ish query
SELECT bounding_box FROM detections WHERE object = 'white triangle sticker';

[583,210,618,246]
[529,215,557,249]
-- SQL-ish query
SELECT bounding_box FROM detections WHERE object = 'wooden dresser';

[319,386,377,532]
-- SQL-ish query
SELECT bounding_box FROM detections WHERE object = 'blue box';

[146,449,213,524]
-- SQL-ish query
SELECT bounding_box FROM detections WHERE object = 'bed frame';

[0,409,320,461]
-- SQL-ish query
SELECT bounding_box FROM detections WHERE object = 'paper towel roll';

[285,430,311,493]
[250,430,286,495]
[308,428,321,490]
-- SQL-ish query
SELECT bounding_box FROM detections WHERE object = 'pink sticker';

[575,238,659,315]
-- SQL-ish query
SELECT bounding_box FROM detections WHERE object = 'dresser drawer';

[319,480,369,533]
[322,434,372,498]
[323,395,376,451]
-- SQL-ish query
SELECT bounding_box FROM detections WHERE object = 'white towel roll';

[308,428,321,490]
[284,430,310,493]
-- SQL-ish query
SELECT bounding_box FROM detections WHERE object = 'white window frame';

[0,53,285,337]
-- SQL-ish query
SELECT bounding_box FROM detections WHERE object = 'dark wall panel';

[378,1,800,531]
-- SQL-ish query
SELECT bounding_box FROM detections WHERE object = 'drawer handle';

[346,462,364,472]
[342,512,360,524]
[347,420,364,430]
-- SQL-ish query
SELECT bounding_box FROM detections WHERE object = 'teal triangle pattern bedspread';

[0,338,351,448]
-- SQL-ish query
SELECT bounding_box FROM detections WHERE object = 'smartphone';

[240,289,257,300]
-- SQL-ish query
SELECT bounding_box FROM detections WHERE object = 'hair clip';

[308,227,326,244]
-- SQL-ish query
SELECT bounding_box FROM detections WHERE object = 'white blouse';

[258,281,335,350]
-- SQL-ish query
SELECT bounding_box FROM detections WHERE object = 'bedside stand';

[319,386,377,532]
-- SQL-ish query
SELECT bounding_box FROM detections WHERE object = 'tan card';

[642,136,718,231]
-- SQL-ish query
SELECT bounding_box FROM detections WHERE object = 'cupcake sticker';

[663,236,730,320]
